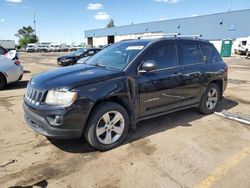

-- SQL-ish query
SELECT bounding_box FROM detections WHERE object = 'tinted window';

[180,43,202,65]
[201,44,222,63]
[0,46,7,55]
[144,44,177,69]
[212,48,223,63]
[201,45,213,63]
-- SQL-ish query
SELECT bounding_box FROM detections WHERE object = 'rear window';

[179,43,203,65]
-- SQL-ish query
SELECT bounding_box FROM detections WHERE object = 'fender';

[75,76,139,128]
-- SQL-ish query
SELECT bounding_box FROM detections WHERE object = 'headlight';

[45,89,77,105]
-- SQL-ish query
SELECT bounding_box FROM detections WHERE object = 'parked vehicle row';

[23,37,228,151]
[26,43,84,53]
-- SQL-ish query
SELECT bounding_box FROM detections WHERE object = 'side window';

[144,44,177,69]
[201,44,222,63]
[201,45,213,63]
[211,48,223,63]
[180,43,203,65]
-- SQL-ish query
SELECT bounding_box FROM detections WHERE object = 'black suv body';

[57,48,101,67]
[24,38,228,150]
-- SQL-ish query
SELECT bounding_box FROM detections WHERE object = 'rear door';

[177,41,205,107]
[138,42,183,117]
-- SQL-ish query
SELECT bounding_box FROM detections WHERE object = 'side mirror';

[203,56,208,62]
[139,60,158,73]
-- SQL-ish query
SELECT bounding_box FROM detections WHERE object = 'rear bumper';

[6,64,23,84]
[23,102,84,139]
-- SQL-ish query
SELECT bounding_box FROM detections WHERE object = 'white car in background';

[26,43,38,52]
[50,43,69,52]
[0,50,23,90]
[37,43,51,52]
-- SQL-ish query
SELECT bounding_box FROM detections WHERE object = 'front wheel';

[199,83,221,114]
[246,50,249,57]
[84,102,129,151]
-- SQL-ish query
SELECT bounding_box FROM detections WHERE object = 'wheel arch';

[209,79,223,99]
[85,95,136,131]
[0,72,7,83]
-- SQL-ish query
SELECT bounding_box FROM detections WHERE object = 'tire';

[198,83,221,114]
[0,74,7,90]
[84,102,129,151]
[18,74,23,81]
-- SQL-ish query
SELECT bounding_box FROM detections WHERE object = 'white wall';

[93,37,107,47]
[89,36,234,55]
[210,40,222,53]
[114,32,164,42]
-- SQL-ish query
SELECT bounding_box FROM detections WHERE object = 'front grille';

[25,85,46,106]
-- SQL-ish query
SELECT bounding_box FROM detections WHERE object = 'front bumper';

[23,102,88,139]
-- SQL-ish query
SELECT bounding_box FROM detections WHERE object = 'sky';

[0,0,249,44]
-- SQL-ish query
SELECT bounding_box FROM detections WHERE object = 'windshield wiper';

[93,63,107,68]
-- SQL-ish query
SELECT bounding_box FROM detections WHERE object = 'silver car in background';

[0,50,23,90]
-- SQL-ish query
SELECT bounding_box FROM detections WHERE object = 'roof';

[118,37,210,44]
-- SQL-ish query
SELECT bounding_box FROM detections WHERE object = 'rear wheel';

[84,102,129,151]
[0,74,7,90]
[199,83,220,114]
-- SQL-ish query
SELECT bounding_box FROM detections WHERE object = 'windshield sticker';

[126,46,144,50]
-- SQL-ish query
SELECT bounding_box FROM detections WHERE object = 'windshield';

[73,48,87,56]
[85,42,147,70]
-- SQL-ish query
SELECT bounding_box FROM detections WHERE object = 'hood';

[30,64,124,90]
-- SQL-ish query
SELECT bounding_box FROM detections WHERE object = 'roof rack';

[177,34,203,39]
[138,33,180,39]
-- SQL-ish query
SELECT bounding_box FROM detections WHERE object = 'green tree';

[15,26,38,48]
[106,19,115,28]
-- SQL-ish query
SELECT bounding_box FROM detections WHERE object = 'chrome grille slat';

[25,85,45,106]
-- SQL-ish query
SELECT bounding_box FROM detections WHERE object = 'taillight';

[14,60,21,65]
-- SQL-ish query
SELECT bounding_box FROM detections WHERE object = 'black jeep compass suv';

[23,37,228,151]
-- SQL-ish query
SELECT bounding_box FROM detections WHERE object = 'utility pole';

[33,12,37,38]
[229,0,232,12]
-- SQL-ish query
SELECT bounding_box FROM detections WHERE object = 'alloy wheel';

[96,111,125,145]
[206,88,218,110]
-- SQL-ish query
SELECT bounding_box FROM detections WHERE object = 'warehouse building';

[85,9,250,51]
